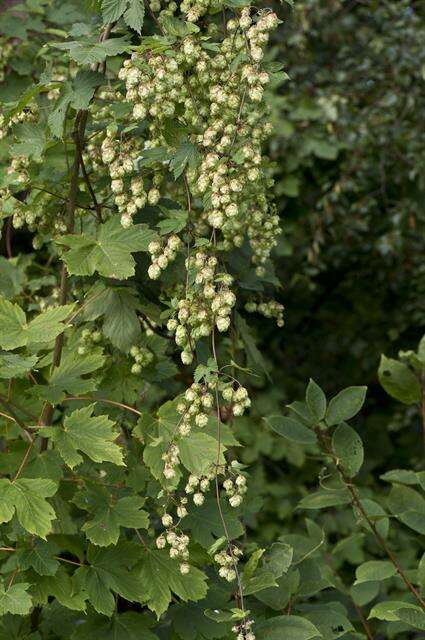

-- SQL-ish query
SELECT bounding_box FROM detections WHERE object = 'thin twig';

[76,142,103,223]
[13,440,35,482]
[5,217,13,257]
[212,321,246,623]
[31,185,94,211]
[316,428,425,609]
[0,395,33,443]
[421,370,425,449]
[63,396,142,417]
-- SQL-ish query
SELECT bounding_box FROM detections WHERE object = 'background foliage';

[0,1,424,639]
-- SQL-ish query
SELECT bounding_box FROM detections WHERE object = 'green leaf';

[204,608,245,622]
[305,608,354,639]
[83,283,141,351]
[57,216,155,279]
[32,568,87,611]
[298,489,350,510]
[242,572,278,596]
[325,386,367,426]
[235,314,271,380]
[170,142,200,179]
[160,15,200,38]
[72,611,159,640]
[82,496,149,546]
[263,542,294,578]
[306,379,326,421]
[140,549,208,618]
[380,469,420,485]
[52,36,132,65]
[179,432,224,475]
[40,349,105,404]
[102,0,128,22]
[395,607,425,630]
[387,485,425,534]
[265,415,317,444]
[418,553,425,591]
[378,355,421,404]
[136,146,173,167]
[256,615,322,640]
[0,298,73,350]
[124,0,145,33]
[43,405,124,469]
[418,335,425,363]
[10,124,46,160]
[80,543,144,616]
[279,175,300,197]
[0,353,38,379]
[26,304,75,345]
[0,582,32,616]
[71,70,105,110]
[0,256,26,297]
[0,477,58,539]
[48,94,71,137]
[354,560,396,584]
[368,600,420,622]
[0,297,26,349]
[185,497,244,548]
[157,210,188,235]
[332,423,363,477]
[308,138,339,160]
[18,540,60,576]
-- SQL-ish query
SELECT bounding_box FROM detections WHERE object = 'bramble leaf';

[325,386,367,426]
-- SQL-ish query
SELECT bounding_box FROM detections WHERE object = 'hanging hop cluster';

[184,471,215,506]
[78,328,102,355]
[161,443,180,479]
[0,38,13,83]
[232,619,256,640]
[221,383,251,417]
[101,129,148,228]
[114,9,280,274]
[119,52,184,125]
[167,252,235,363]
[245,299,284,327]
[176,381,214,436]
[185,8,281,274]
[0,103,38,140]
[215,544,243,582]
[156,513,191,575]
[147,235,183,280]
[129,344,154,373]
[223,473,247,508]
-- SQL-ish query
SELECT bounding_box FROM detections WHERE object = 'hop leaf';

[82,496,149,546]
[56,216,156,280]
[140,550,208,618]
[43,405,125,469]
[0,298,74,351]
[0,478,58,539]
[0,581,32,616]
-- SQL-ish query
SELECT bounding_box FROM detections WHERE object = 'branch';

[39,24,114,440]
[316,428,425,609]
